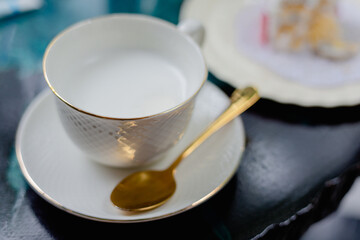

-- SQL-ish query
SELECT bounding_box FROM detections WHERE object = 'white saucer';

[15,82,245,223]
[181,0,360,107]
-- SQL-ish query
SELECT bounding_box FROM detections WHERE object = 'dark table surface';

[1,1,360,239]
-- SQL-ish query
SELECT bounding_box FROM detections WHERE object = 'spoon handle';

[168,87,259,171]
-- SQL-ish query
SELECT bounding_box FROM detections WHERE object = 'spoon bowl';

[111,169,176,211]
[111,87,259,212]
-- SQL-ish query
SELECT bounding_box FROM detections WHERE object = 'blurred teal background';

[0,0,183,78]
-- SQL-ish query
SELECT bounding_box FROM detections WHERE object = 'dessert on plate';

[270,0,358,60]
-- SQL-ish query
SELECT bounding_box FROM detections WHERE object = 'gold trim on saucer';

[15,89,244,223]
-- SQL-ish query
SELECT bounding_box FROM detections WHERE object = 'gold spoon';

[111,87,259,212]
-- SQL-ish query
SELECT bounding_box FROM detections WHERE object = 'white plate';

[15,82,245,223]
[181,0,360,107]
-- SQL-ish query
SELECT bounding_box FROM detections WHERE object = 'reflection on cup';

[43,14,207,167]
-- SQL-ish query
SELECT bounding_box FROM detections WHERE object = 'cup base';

[86,149,170,168]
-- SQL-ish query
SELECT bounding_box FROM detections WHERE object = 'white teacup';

[43,14,207,167]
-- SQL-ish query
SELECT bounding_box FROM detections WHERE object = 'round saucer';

[15,82,245,223]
